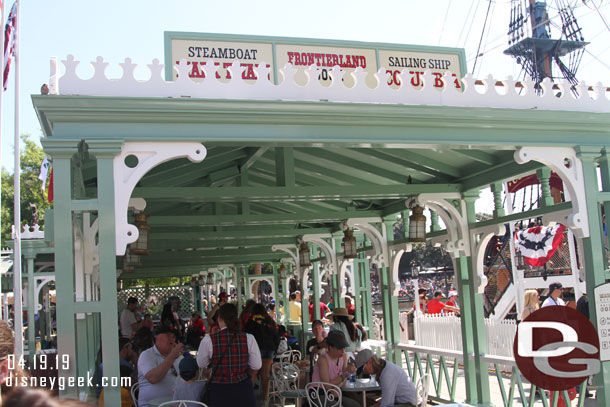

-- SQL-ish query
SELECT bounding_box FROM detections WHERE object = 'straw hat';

[326,307,354,322]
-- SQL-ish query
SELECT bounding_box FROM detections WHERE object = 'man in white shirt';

[120,297,141,338]
[355,348,416,407]
[542,282,566,307]
[137,326,184,407]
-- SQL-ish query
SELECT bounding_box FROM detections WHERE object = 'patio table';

[341,379,381,407]
[147,396,172,407]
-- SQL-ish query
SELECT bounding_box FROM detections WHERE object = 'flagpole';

[0,0,7,323]
[12,0,23,360]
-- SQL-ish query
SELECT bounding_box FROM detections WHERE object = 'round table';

[147,396,173,407]
[342,380,381,407]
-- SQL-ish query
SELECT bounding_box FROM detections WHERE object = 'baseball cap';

[218,292,229,300]
[448,291,458,297]
[549,282,563,292]
[354,349,374,368]
[179,356,199,375]
[325,330,349,349]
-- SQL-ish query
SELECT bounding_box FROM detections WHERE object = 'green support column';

[331,274,340,310]
[283,264,291,325]
[236,265,244,312]
[351,260,361,323]
[430,210,441,232]
[312,262,321,321]
[93,148,122,407]
[455,255,477,403]
[358,258,373,335]
[381,220,401,364]
[463,192,491,406]
[536,167,554,208]
[490,182,505,218]
[578,147,610,406]
[46,150,78,399]
[272,264,281,321]
[26,255,36,362]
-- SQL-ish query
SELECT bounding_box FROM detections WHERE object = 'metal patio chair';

[305,382,342,407]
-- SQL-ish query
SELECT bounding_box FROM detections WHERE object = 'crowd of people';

[111,292,420,407]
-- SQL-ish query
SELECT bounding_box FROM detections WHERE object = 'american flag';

[3,2,16,91]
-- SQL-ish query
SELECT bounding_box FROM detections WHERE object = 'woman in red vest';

[196,303,262,407]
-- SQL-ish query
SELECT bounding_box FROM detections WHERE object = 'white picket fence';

[375,313,517,363]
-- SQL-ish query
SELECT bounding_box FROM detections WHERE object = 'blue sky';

[1,0,609,180]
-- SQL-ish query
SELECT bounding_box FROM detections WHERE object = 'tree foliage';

[1,135,51,245]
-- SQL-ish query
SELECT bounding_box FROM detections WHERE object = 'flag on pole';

[3,1,16,91]
[38,156,50,191]
[47,169,53,202]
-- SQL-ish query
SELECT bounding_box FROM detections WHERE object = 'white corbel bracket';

[338,259,354,298]
[342,218,389,268]
[470,224,505,293]
[514,147,589,238]
[389,242,412,296]
[301,234,337,275]
[272,244,313,299]
[114,142,206,255]
[35,276,55,313]
[412,194,470,258]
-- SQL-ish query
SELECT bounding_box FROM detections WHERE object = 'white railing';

[414,314,516,358]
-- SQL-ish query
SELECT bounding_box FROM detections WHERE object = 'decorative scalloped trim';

[54,56,610,112]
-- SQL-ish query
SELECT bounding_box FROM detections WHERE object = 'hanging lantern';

[122,256,135,273]
[342,229,357,259]
[117,279,122,291]
[125,245,141,266]
[131,213,151,256]
[198,275,205,286]
[278,264,287,280]
[299,242,311,267]
[190,276,197,287]
[206,273,214,286]
[409,205,427,243]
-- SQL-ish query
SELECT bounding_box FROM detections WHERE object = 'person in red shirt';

[345,296,356,316]
[444,291,460,315]
[308,301,331,322]
[426,291,460,314]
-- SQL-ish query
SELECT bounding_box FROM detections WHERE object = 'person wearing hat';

[354,349,416,407]
[138,325,184,407]
[311,330,359,407]
[444,291,460,315]
[172,355,206,406]
[542,282,566,307]
[186,311,206,349]
[327,307,362,354]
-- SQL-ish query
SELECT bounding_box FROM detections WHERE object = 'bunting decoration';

[514,223,566,267]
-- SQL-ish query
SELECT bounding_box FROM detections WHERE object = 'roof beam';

[147,210,383,226]
[133,184,461,202]
[151,227,334,240]
[451,149,497,166]
[241,146,269,170]
[458,159,543,191]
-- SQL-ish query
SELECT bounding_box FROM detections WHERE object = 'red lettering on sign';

[433,73,443,88]
[410,71,422,87]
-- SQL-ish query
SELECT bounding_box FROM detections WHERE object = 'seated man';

[355,349,416,407]
[137,326,184,407]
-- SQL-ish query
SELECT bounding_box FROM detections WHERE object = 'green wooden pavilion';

[26,33,610,406]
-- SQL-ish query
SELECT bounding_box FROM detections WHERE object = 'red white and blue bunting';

[514,223,566,267]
